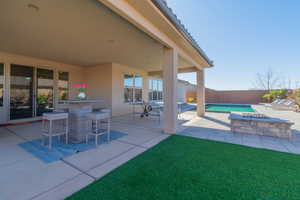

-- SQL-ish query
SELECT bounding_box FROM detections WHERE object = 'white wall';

[177,80,196,103]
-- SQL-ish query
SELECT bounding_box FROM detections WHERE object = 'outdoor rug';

[18,130,128,163]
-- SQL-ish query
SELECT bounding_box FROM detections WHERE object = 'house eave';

[151,0,213,67]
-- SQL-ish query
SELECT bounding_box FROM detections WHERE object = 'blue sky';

[169,0,300,90]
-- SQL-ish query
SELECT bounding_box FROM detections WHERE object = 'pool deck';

[1,105,300,200]
[179,105,300,154]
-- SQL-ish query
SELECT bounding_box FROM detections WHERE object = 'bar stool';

[86,110,111,146]
[42,112,69,150]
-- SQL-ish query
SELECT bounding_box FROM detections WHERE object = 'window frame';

[123,74,143,103]
[149,79,163,102]
[36,68,54,116]
[58,71,70,102]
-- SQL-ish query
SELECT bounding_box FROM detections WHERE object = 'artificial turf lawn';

[67,135,300,200]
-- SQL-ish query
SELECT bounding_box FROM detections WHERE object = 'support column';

[163,47,178,134]
[143,76,149,102]
[196,69,205,117]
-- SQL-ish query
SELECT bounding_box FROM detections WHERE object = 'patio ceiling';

[0,0,193,71]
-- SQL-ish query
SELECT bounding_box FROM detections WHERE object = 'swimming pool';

[206,103,255,113]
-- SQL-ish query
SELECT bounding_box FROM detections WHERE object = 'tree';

[253,69,281,91]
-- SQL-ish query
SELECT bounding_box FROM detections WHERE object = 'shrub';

[295,89,300,104]
[262,89,288,102]
[187,97,194,103]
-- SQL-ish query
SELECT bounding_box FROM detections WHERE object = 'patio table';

[59,99,102,143]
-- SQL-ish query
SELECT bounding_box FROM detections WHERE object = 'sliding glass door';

[10,64,34,120]
[10,65,54,120]
[36,68,54,116]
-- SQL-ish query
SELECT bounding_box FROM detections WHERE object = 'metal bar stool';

[42,112,69,150]
[86,110,111,146]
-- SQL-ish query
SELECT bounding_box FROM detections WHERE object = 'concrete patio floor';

[0,114,169,200]
[1,105,299,200]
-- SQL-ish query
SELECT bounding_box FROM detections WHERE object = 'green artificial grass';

[67,135,300,200]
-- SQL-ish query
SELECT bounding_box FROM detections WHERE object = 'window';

[0,63,4,106]
[36,68,54,116]
[58,72,69,101]
[149,79,163,101]
[124,74,143,103]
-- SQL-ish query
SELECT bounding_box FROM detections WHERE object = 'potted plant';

[74,83,88,100]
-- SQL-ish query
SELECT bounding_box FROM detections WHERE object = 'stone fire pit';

[229,113,294,138]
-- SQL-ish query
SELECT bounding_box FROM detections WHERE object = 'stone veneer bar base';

[229,113,294,139]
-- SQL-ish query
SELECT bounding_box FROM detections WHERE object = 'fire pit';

[229,113,294,138]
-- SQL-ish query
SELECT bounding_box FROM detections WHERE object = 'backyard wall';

[205,89,267,104]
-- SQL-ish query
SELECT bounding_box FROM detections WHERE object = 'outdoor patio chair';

[147,102,184,123]
[262,99,280,108]
[271,99,296,110]
[86,110,111,146]
[272,99,282,104]
[42,112,69,150]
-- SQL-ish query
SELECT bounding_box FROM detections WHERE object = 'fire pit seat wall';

[229,113,294,138]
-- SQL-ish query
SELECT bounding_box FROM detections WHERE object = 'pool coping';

[206,103,253,107]
[205,110,231,114]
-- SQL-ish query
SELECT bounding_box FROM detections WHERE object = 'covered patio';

[0,0,211,134]
[0,112,194,200]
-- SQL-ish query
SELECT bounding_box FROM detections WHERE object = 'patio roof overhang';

[147,66,199,78]
[0,0,211,72]
[99,0,213,69]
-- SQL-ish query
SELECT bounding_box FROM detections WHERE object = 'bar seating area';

[40,83,112,150]
[41,107,111,149]
[42,112,69,150]
[86,109,111,146]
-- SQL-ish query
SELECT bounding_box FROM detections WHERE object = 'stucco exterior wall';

[0,52,85,123]
[0,52,154,123]
[111,63,149,116]
[85,63,113,110]
[0,52,85,101]
[205,89,267,104]
[84,63,151,116]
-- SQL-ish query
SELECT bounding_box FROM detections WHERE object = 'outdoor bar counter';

[59,99,102,143]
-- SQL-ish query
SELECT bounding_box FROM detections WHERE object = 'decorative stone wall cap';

[229,113,294,125]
